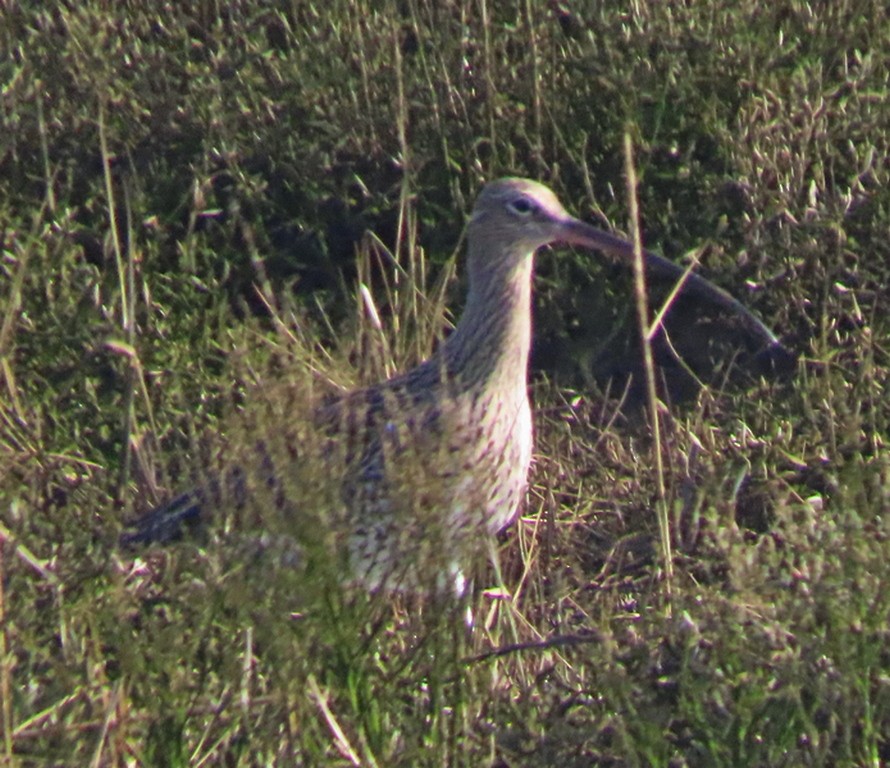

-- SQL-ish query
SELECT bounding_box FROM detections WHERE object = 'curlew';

[121,178,783,591]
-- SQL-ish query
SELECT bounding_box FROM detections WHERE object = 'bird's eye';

[507,197,536,216]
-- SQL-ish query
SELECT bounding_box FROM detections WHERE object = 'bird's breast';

[442,386,532,534]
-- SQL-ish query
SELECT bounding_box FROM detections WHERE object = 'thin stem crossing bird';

[121,178,784,591]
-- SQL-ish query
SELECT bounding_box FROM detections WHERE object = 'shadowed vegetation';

[1,0,889,764]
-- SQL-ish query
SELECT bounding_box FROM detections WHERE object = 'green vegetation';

[2,1,889,764]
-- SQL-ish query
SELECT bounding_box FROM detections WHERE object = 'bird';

[121,178,784,592]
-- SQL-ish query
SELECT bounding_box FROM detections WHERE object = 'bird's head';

[467,178,635,275]
[469,178,574,255]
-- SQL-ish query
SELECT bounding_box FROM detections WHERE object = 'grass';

[2,0,890,764]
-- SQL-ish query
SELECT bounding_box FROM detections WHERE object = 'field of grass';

[2,1,889,764]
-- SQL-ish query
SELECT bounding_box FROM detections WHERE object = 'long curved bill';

[557,217,786,354]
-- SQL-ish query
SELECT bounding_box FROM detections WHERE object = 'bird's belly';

[346,391,532,591]
[449,393,532,535]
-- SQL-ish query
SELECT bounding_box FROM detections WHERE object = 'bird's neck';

[441,249,534,391]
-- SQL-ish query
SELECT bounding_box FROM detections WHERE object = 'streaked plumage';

[122,178,784,591]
